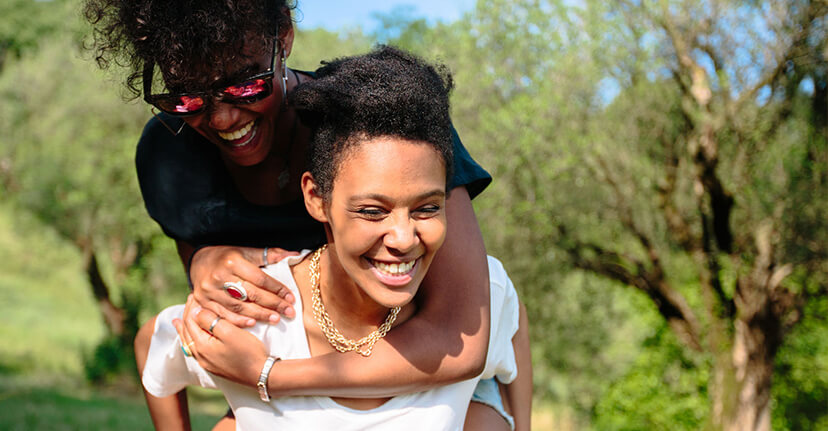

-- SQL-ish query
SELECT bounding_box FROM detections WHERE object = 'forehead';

[332,137,447,197]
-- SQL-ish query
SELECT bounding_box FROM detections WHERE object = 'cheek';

[252,82,282,113]
[183,115,205,130]
[423,216,448,251]
[329,217,378,253]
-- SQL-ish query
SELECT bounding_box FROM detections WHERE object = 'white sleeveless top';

[143,250,519,431]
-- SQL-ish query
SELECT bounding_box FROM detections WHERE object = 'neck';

[319,248,395,331]
[293,245,416,360]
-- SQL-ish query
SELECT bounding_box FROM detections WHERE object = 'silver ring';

[223,281,248,301]
[262,246,269,267]
[208,316,223,334]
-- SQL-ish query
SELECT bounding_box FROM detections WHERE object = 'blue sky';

[294,0,476,31]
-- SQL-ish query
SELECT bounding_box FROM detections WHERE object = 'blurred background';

[0,0,826,429]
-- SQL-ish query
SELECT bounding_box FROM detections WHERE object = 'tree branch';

[558,226,703,351]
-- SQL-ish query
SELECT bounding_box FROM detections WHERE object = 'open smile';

[366,257,420,286]
[369,258,417,276]
[217,120,258,148]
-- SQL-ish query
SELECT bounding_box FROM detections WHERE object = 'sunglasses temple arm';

[151,108,187,136]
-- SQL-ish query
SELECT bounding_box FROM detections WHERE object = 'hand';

[190,245,299,327]
[174,296,267,388]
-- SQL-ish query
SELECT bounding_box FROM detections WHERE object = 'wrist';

[257,356,280,402]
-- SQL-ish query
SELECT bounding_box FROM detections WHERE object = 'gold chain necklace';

[309,245,401,357]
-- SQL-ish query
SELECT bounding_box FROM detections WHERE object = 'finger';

[186,306,218,354]
[177,295,199,352]
[241,282,296,320]
[233,264,296,305]
[200,298,257,328]
[192,258,295,321]
[173,317,196,357]
[200,287,294,324]
[266,247,300,265]
[212,285,292,324]
[193,306,235,341]
[175,296,194,345]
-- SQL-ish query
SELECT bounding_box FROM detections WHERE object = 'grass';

[0,203,229,430]
[0,204,104,376]
[0,375,226,430]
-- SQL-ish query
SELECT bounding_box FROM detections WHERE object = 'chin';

[376,292,416,310]
[374,279,423,309]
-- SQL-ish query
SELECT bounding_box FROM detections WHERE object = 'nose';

[383,213,419,254]
[207,101,239,131]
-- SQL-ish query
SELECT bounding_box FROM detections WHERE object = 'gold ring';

[181,341,194,357]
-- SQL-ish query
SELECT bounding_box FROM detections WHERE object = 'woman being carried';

[143,46,526,430]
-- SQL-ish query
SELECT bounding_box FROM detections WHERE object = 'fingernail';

[285,293,295,303]
[190,306,202,318]
[269,314,280,324]
[246,318,255,327]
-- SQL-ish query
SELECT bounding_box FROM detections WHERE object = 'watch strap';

[257,356,279,402]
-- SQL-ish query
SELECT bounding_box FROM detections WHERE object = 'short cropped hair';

[290,46,455,200]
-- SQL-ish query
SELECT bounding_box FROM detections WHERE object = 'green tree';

[0,0,81,70]
[437,0,827,429]
[0,34,165,345]
[290,26,372,72]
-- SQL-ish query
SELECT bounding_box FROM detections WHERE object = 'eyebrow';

[348,189,446,203]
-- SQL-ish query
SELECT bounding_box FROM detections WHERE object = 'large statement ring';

[223,281,248,301]
[181,341,194,357]
[208,316,223,334]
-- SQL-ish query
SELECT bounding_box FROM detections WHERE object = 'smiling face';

[302,137,448,310]
[173,31,294,167]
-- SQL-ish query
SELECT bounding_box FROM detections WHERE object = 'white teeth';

[218,121,254,141]
[373,259,415,276]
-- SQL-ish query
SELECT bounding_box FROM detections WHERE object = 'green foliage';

[0,203,104,376]
[436,0,657,419]
[370,5,432,52]
[432,0,827,428]
[772,295,828,431]
[83,335,134,384]
[0,0,81,69]
[524,270,657,413]
[83,289,141,384]
[0,36,153,246]
[290,27,373,71]
[593,325,709,431]
[0,10,185,388]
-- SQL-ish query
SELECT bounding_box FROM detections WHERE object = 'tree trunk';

[82,246,126,336]
[711,276,786,431]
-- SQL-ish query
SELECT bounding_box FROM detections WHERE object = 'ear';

[280,20,295,59]
[301,172,328,223]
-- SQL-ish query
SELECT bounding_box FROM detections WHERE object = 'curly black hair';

[290,46,455,200]
[83,0,295,98]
